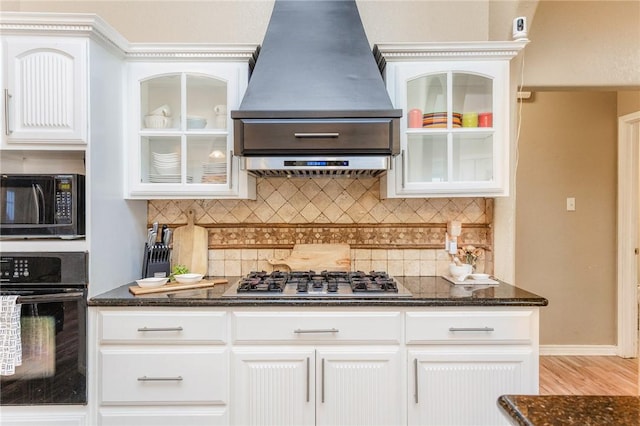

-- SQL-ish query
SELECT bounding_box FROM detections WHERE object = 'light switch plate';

[566,197,576,211]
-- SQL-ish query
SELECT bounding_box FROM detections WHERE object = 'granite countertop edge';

[88,276,548,308]
[497,394,640,426]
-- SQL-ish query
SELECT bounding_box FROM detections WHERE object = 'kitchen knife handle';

[137,376,183,382]
[294,328,339,334]
[414,358,419,404]
[137,326,184,332]
[4,89,12,135]
[306,357,310,402]
[294,132,339,138]
[448,327,495,332]
[321,357,325,403]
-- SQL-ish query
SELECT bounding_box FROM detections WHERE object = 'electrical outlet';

[566,197,576,211]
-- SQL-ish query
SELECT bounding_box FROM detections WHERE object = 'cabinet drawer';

[99,348,227,405]
[406,310,535,344]
[233,311,401,344]
[99,310,227,344]
[99,407,227,426]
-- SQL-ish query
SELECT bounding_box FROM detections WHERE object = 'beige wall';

[515,91,618,345]
[618,91,640,117]
[523,1,640,89]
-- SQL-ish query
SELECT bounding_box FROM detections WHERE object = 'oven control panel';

[0,256,61,283]
[0,252,86,286]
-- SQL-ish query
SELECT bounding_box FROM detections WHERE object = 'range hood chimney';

[231,0,402,177]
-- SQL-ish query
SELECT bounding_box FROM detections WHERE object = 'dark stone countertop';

[89,276,548,307]
[498,395,640,426]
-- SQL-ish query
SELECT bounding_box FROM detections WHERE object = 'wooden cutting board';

[171,209,208,275]
[129,278,227,295]
[267,244,351,271]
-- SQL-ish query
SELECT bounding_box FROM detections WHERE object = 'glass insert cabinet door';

[387,60,511,198]
[135,72,232,188]
[405,70,495,186]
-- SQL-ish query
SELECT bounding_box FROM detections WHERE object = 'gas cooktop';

[222,270,412,298]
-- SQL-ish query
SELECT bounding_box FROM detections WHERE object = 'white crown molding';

[375,41,529,61]
[0,12,129,53]
[0,12,258,62]
[125,43,258,61]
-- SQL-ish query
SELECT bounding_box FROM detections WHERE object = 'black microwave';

[0,174,85,239]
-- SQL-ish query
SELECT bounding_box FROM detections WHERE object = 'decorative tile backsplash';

[148,177,493,275]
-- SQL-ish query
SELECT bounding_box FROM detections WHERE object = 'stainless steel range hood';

[231,0,402,177]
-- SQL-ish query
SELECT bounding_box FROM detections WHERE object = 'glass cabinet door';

[186,135,228,185]
[404,70,495,188]
[137,73,230,187]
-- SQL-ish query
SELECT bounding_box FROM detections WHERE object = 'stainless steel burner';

[223,271,412,298]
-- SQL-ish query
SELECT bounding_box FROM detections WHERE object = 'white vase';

[449,263,473,281]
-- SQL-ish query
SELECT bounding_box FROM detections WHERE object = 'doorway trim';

[618,111,640,358]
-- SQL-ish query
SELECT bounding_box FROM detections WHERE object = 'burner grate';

[233,270,405,296]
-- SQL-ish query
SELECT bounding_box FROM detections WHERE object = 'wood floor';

[539,356,638,395]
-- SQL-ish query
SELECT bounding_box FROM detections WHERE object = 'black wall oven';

[0,251,87,405]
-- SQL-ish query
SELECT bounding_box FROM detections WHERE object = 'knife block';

[142,243,171,278]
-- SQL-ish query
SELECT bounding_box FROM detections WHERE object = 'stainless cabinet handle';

[401,149,406,189]
[306,357,310,402]
[294,132,339,138]
[137,326,184,332]
[4,89,12,135]
[294,328,339,334]
[414,358,419,404]
[137,376,183,381]
[228,150,234,189]
[321,358,325,403]
[448,327,495,332]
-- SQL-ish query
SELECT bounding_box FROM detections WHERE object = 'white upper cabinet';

[2,36,88,146]
[379,42,527,198]
[125,59,256,199]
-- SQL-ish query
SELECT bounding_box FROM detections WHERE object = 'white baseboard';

[540,345,619,356]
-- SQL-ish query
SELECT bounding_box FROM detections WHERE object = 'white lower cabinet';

[90,307,539,426]
[94,309,229,426]
[232,348,316,426]
[0,406,87,426]
[406,308,539,426]
[232,347,402,426]
[409,347,534,426]
[231,310,404,426]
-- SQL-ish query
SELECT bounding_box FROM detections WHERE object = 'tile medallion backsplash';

[148,177,493,276]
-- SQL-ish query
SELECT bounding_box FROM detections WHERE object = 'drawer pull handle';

[4,89,12,135]
[294,328,339,334]
[414,358,419,404]
[294,132,339,138]
[137,326,184,332]
[306,357,310,402]
[449,327,495,332]
[137,376,183,382]
[321,358,325,403]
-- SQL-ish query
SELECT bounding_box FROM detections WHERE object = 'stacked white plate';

[149,152,192,183]
[152,152,180,175]
[201,159,226,183]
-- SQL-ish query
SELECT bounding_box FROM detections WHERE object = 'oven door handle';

[15,291,85,304]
